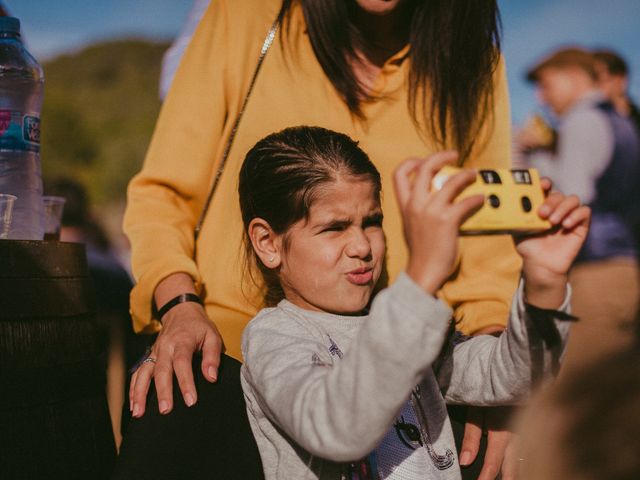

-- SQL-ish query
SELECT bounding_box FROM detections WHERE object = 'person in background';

[158,0,210,101]
[593,49,640,134]
[516,47,640,375]
[46,178,140,449]
[593,49,640,254]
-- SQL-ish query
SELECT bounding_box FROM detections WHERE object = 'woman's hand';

[515,178,591,308]
[393,151,484,295]
[459,406,519,480]
[129,273,224,417]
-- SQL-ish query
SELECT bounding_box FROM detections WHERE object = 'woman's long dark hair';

[280,0,502,162]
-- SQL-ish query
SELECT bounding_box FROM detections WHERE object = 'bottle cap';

[0,17,20,35]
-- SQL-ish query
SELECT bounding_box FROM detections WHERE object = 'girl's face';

[278,176,385,315]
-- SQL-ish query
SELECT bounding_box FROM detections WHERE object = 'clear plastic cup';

[42,195,66,241]
[0,193,17,239]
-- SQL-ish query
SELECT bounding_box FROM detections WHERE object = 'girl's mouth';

[346,267,374,285]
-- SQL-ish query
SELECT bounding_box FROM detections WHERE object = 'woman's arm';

[125,0,280,415]
[123,0,231,332]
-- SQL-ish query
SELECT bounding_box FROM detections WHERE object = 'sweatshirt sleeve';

[436,279,572,405]
[241,273,452,462]
[123,0,282,332]
[122,0,230,332]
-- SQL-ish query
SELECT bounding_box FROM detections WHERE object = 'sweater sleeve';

[241,273,452,462]
[437,279,572,405]
[439,56,523,335]
[122,0,280,332]
[122,0,229,332]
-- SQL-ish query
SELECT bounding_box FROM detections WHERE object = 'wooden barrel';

[0,240,116,479]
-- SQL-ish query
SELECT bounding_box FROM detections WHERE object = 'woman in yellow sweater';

[120,0,520,478]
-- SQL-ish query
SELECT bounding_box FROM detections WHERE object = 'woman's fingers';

[477,428,510,480]
[459,407,483,466]
[129,334,222,418]
[173,344,197,407]
[131,360,154,417]
[153,347,176,415]
[201,328,224,382]
[128,370,138,413]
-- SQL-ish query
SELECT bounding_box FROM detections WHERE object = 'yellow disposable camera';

[431,166,551,235]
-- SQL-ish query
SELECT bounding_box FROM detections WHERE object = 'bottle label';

[0,110,40,152]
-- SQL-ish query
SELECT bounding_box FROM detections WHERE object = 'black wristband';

[156,293,203,322]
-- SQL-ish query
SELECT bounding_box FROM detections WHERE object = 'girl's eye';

[363,215,383,229]
[320,220,350,233]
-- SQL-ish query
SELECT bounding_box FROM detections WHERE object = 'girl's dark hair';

[280,0,502,162]
[239,125,381,306]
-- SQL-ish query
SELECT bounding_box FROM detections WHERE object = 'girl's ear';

[248,218,282,269]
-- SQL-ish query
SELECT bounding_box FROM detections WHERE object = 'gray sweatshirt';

[241,272,570,479]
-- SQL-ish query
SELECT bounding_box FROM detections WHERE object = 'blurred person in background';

[46,178,141,449]
[593,49,640,134]
[516,47,640,375]
[593,49,640,254]
[158,0,209,101]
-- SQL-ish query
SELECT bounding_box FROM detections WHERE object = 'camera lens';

[481,170,502,184]
[488,194,500,208]
[521,196,532,212]
[511,170,532,184]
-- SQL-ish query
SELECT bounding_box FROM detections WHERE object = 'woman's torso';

[129,0,518,360]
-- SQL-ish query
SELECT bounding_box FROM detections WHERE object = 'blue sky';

[6,0,640,125]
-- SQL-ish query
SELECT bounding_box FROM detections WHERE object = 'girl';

[239,126,589,479]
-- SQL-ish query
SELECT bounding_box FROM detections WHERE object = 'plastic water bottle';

[0,17,44,240]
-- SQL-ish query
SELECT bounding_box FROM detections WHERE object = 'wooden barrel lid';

[0,240,88,278]
[0,240,94,319]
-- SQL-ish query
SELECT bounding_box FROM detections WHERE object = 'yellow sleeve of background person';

[124,0,521,362]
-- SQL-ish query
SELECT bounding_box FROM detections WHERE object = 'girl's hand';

[515,178,591,308]
[393,151,484,295]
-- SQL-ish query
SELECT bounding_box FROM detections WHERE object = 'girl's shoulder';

[241,302,338,365]
[243,302,329,343]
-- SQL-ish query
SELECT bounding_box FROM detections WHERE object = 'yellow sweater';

[124,0,521,361]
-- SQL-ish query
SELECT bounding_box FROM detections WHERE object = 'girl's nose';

[345,228,372,259]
